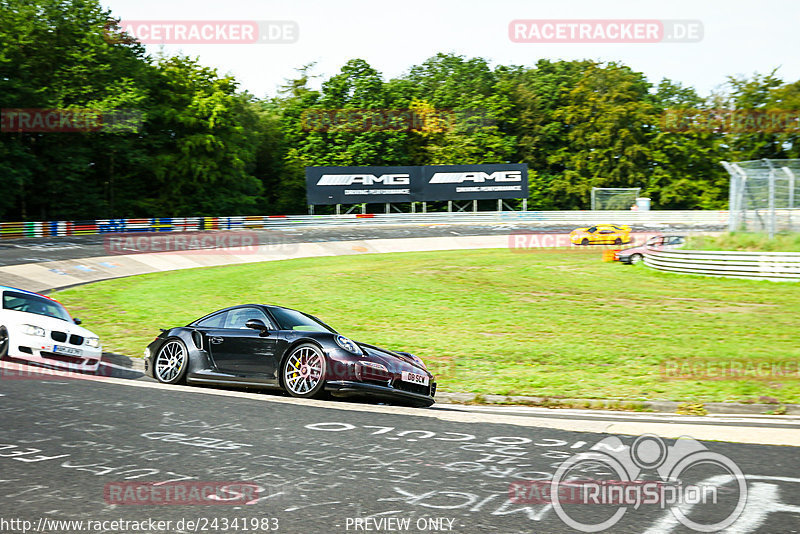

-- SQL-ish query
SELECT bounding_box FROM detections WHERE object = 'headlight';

[86,337,100,348]
[21,324,45,337]
[335,335,362,355]
[359,361,388,373]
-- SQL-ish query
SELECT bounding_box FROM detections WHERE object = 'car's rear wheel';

[581,238,589,246]
[0,327,8,359]
[630,253,643,264]
[614,238,622,245]
[282,343,327,399]
[154,339,188,384]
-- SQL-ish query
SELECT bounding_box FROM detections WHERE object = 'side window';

[196,311,228,328]
[224,307,271,329]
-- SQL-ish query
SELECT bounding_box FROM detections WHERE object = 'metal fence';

[722,159,800,236]
[590,188,641,210]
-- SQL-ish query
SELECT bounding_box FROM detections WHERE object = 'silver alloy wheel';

[155,340,186,383]
[284,345,324,395]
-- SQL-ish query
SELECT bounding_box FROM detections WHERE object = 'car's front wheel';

[282,343,327,399]
[154,339,188,384]
[0,327,8,359]
[630,253,643,264]
[614,238,622,245]
[581,238,589,246]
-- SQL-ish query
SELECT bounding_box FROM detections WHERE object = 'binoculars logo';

[550,434,747,532]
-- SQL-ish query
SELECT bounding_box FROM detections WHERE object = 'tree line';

[2,0,799,220]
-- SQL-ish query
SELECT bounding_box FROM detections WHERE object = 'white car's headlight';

[21,324,45,337]
[86,337,100,348]
[335,335,362,355]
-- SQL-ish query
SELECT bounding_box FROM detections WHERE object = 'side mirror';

[73,318,82,325]
[245,319,268,332]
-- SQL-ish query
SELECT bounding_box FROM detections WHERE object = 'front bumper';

[8,333,101,372]
[325,380,436,407]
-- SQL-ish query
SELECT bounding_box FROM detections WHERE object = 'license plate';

[401,371,429,386]
[53,345,82,356]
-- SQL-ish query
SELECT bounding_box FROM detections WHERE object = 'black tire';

[0,327,8,359]
[614,238,622,245]
[630,253,643,264]
[581,238,589,246]
[281,343,327,399]
[153,338,189,385]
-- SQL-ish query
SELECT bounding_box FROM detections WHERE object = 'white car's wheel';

[0,327,8,359]
[630,253,643,264]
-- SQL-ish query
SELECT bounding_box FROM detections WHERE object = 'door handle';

[210,337,224,344]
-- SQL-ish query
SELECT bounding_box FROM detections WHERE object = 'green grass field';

[686,232,800,252]
[54,248,800,404]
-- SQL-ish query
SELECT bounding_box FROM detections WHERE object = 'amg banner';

[422,164,528,201]
[305,164,528,204]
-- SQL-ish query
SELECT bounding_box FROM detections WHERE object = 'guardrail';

[0,211,730,239]
[644,247,800,281]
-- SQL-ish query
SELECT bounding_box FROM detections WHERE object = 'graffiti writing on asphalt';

[1,390,798,532]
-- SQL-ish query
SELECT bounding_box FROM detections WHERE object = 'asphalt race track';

[0,361,799,534]
[0,220,721,268]
[2,220,799,534]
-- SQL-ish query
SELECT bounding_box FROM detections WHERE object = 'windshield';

[2,291,72,322]
[269,307,334,333]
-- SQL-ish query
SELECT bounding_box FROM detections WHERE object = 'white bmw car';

[0,286,101,373]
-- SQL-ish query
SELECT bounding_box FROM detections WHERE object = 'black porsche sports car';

[143,304,436,407]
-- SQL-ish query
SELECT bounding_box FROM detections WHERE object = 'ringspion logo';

[517,434,747,532]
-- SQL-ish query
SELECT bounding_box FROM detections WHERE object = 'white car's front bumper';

[7,331,101,372]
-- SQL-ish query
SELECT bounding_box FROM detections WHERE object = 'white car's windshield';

[2,291,72,322]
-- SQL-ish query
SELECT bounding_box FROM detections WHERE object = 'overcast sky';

[102,0,800,99]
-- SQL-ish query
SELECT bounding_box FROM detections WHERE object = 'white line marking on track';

[98,360,137,372]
